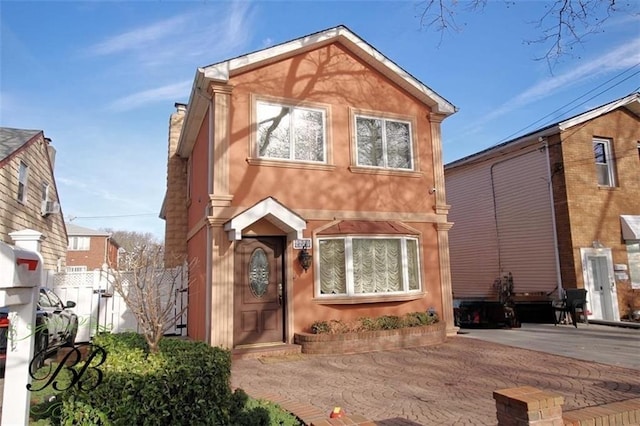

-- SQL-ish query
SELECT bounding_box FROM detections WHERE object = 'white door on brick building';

[581,248,620,322]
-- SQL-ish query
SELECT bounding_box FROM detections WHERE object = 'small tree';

[108,243,193,353]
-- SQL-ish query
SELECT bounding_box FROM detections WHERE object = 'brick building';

[0,127,67,271]
[445,92,640,322]
[65,223,121,271]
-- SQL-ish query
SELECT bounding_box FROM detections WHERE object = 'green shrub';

[310,311,439,334]
[375,315,402,330]
[230,389,301,426]
[61,334,233,425]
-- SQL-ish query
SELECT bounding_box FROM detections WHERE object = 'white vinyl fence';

[50,267,187,343]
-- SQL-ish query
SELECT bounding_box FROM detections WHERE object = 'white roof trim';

[201,26,455,116]
[559,93,640,130]
[224,197,306,241]
[621,215,640,241]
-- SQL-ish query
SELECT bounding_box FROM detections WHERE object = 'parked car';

[0,287,78,371]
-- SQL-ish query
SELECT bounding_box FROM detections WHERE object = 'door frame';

[580,247,620,321]
[233,236,288,348]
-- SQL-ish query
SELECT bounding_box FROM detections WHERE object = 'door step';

[232,344,302,360]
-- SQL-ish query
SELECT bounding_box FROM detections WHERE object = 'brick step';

[232,343,302,360]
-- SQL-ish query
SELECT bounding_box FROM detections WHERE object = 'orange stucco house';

[162,26,457,352]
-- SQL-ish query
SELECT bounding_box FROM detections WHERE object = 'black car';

[0,287,79,371]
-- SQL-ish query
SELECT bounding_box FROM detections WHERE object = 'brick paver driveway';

[231,336,640,425]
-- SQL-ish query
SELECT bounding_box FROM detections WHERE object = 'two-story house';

[65,223,121,271]
[162,26,457,351]
[0,127,67,272]
[445,92,640,323]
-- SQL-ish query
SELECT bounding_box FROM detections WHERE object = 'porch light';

[298,245,312,271]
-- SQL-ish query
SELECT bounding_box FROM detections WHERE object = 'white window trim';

[68,236,90,251]
[593,137,616,187]
[315,235,422,299]
[353,113,415,171]
[17,161,29,203]
[253,98,328,164]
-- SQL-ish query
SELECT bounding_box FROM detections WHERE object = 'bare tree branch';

[416,0,631,69]
[107,244,195,353]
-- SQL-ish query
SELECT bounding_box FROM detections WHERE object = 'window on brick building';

[68,236,90,251]
[593,138,616,187]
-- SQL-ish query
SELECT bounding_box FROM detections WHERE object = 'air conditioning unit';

[41,200,61,216]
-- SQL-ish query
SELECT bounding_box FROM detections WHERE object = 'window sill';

[348,166,423,178]
[597,185,619,190]
[312,292,425,305]
[246,157,336,171]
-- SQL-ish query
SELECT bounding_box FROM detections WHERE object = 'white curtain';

[319,239,346,294]
[353,239,402,293]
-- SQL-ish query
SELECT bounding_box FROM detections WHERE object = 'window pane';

[294,109,324,162]
[385,121,412,169]
[257,103,291,159]
[593,142,607,164]
[319,239,347,294]
[407,239,420,290]
[356,117,383,167]
[596,164,611,186]
[353,239,402,293]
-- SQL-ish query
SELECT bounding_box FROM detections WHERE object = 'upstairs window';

[355,115,413,170]
[593,138,616,187]
[256,101,326,163]
[17,161,28,203]
[68,236,90,251]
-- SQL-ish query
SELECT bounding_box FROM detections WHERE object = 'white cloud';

[107,80,192,112]
[89,15,188,56]
[486,36,640,121]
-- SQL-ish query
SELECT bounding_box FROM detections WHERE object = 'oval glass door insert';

[249,248,269,298]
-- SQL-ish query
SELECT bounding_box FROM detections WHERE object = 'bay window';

[318,236,421,297]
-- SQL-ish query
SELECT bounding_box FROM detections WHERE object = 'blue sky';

[1,1,639,240]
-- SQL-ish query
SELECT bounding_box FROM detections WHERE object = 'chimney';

[45,138,56,169]
[164,102,189,267]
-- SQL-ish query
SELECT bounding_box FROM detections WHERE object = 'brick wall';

[163,104,188,267]
[556,109,640,297]
[0,133,67,270]
[66,235,118,270]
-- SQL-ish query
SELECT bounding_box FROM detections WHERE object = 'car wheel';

[31,332,48,374]
[65,324,78,347]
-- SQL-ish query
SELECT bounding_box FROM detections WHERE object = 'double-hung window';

[593,138,616,187]
[256,101,326,163]
[317,236,421,297]
[68,237,90,251]
[17,161,29,203]
[355,115,413,170]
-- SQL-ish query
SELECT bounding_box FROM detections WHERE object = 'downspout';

[542,139,564,299]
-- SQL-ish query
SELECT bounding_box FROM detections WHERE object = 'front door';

[234,237,284,346]
[581,248,620,321]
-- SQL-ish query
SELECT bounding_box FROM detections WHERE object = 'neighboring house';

[65,223,121,271]
[161,26,457,350]
[445,92,640,323]
[0,127,67,271]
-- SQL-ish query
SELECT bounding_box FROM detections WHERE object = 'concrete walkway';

[231,323,640,425]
